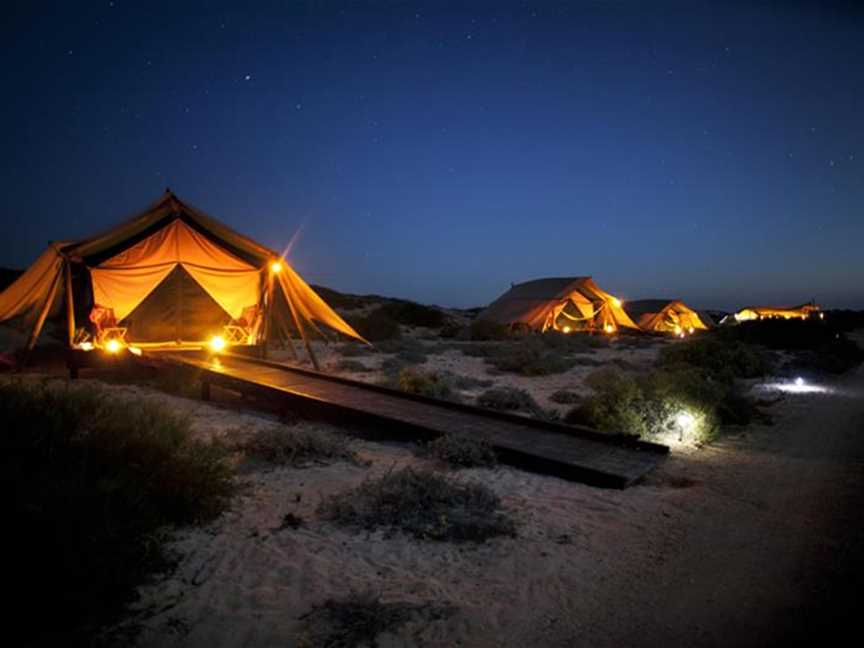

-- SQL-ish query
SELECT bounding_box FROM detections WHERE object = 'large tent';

[623,299,713,335]
[731,303,821,323]
[0,190,365,366]
[477,277,638,333]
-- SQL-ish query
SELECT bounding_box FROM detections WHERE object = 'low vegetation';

[345,308,402,341]
[318,467,516,542]
[396,368,463,403]
[298,590,453,648]
[476,385,549,418]
[377,300,447,328]
[1,379,235,644]
[424,434,498,468]
[565,367,722,445]
[549,389,583,405]
[236,425,359,467]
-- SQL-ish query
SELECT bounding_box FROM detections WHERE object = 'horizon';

[2,1,863,311]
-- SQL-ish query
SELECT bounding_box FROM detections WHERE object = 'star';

[244,74,251,81]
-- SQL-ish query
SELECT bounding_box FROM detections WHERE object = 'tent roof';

[62,189,278,267]
[624,299,685,320]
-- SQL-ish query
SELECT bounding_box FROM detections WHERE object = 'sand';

[81,351,863,647]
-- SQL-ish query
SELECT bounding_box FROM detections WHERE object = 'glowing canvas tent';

[623,299,712,335]
[477,277,638,333]
[0,190,365,366]
[732,303,820,323]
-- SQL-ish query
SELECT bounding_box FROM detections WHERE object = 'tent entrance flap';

[120,265,233,343]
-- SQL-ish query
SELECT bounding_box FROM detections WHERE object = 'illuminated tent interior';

[623,299,713,335]
[732,303,821,323]
[477,277,638,333]
[0,190,366,367]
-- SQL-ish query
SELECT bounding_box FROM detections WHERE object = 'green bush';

[345,308,402,341]
[487,339,577,376]
[0,380,235,644]
[424,434,498,468]
[317,467,516,542]
[477,386,545,417]
[378,300,446,328]
[397,368,462,402]
[566,368,720,445]
[237,426,358,467]
[658,337,772,383]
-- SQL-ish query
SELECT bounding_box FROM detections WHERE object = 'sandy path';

[124,365,864,647]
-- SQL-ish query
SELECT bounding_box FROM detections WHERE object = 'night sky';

[2,1,862,310]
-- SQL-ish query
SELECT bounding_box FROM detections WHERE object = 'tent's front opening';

[120,265,236,345]
[552,299,596,332]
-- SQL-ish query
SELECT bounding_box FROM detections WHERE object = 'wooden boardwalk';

[154,352,668,488]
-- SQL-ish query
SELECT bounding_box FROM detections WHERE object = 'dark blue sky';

[2,1,862,310]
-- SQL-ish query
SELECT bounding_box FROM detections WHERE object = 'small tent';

[0,190,365,366]
[477,277,638,333]
[624,299,713,335]
[730,303,821,323]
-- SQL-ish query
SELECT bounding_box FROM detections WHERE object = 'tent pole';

[26,270,62,353]
[261,272,274,360]
[64,259,75,347]
[280,277,320,371]
[273,302,299,361]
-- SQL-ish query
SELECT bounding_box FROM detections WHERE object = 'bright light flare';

[688,327,695,334]
[562,325,572,334]
[604,323,615,334]
[105,339,122,354]
[760,379,831,395]
[270,261,283,273]
[209,335,227,353]
[78,341,94,351]
[128,346,142,356]
[612,297,622,308]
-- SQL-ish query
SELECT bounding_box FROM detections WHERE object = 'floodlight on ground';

[209,335,227,353]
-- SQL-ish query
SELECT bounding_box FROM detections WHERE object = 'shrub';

[345,308,402,341]
[397,368,461,403]
[658,337,772,383]
[549,389,583,405]
[487,339,576,376]
[336,359,369,372]
[424,434,497,468]
[237,426,358,467]
[0,380,235,644]
[469,319,512,341]
[477,386,545,418]
[378,300,446,328]
[566,368,721,445]
[298,591,453,648]
[318,467,516,542]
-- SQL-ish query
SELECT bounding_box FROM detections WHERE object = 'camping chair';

[223,304,261,345]
[89,305,128,347]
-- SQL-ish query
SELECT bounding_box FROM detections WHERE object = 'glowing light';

[604,323,615,334]
[128,346,142,356]
[795,377,804,386]
[270,261,283,273]
[612,297,622,308]
[78,341,94,351]
[688,327,695,334]
[674,325,682,335]
[209,335,226,353]
[675,411,695,429]
[562,325,572,334]
[819,312,824,320]
[105,339,122,354]
[761,380,830,395]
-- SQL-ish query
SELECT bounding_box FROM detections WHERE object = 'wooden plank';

[159,352,667,488]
